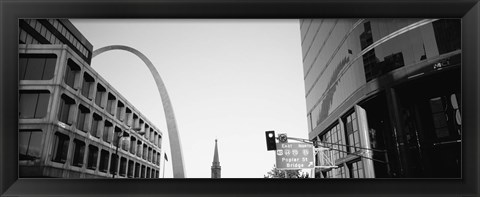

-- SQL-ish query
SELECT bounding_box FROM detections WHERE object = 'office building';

[300,19,461,178]
[18,19,164,178]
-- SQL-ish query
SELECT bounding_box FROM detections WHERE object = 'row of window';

[317,111,361,154]
[63,59,163,148]
[304,20,461,132]
[18,89,161,167]
[58,93,162,166]
[315,110,367,178]
[52,132,160,178]
[18,53,163,149]
[323,160,365,178]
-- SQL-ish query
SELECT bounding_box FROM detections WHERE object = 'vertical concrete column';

[385,87,407,177]
[355,105,375,178]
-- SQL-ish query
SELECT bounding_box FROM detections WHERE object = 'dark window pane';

[35,92,49,118]
[19,93,38,118]
[19,57,28,80]
[72,140,85,167]
[110,154,118,174]
[29,131,43,158]
[76,106,88,132]
[432,19,461,55]
[99,150,109,172]
[65,60,80,89]
[87,145,99,170]
[24,57,45,80]
[19,130,43,160]
[91,114,101,137]
[19,132,31,156]
[52,133,69,163]
[42,57,56,80]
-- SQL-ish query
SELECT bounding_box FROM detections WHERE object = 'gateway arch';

[92,45,185,178]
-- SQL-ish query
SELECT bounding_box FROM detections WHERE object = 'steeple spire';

[211,139,221,178]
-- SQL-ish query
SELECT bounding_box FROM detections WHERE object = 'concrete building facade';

[19,19,164,178]
[300,19,461,178]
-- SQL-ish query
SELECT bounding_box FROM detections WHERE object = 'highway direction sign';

[275,143,314,169]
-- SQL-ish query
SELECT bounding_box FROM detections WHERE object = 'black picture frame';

[1,0,479,196]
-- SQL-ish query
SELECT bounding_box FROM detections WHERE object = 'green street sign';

[275,143,314,169]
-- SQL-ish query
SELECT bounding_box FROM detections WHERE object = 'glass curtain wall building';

[18,19,164,178]
[300,19,461,178]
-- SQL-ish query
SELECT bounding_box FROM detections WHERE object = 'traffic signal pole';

[265,130,390,178]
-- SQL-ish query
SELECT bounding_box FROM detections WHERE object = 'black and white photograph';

[18,18,461,179]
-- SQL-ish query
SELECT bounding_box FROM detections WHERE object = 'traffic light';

[265,130,276,151]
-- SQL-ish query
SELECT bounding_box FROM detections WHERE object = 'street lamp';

[112,131,130,178]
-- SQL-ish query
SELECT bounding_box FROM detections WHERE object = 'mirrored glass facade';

[301,19,461,178]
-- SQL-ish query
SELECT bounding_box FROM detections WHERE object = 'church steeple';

[211,139,221,178]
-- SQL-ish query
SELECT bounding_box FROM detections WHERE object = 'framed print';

[1,0,479,196]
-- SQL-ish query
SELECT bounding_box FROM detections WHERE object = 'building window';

[58,94,75,125]
[119,157,127,177]
[110,154,118,175]
[139,119,145,136]
[141,165,145,178]
[72,139,86,167]
[307,113,313,132]
[19,90,50,119]
[121,134,130,151]
[153,133,158,147]
[130,137,136,155]
[76,104,90,132]
[19,54,56,80]
[99,150,109,173]
[343,111,361,153]
[146,167,151,178]
[125,108,133,127]
[133,114,139,131]
[113,127,122,147]
[134,163,140,178]
[348,160,365,178]
[429,97,452,138]
[143,144,148,160]
[432,19,461,55]
[136,141,143,157]
[149,128,154,143]
[106,93,116,115]
[90,113,102,138]
[334,165,348,178]
[148,147,152,162]
[157,136,162,148]
[157,153,161,166]
[116,101,125,122]
[321,123,346,162]
[87,145,99,170]
[52,132,69,163]
[127,160,134,178]
[81,72,95,100]
[152,150,157,164]
[64,59,80,89]
[95,84,106,108]
[103,120,113,143]
[144,124,150,141]
[19,129,43,160]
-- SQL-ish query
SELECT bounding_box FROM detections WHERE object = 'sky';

[71,19,308,178]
